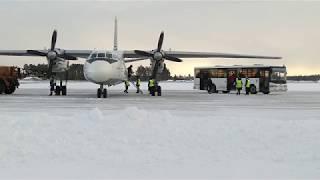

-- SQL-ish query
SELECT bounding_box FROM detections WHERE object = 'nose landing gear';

[97,84,107,98]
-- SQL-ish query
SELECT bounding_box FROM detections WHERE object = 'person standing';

[245,77,251,95]
[136,76,141,93]
[127,65,133,79]
[148,78,155,96]
[124,80,130,93]
[236,77,243,95]
[49,76,55,96]
[207,77,213,94]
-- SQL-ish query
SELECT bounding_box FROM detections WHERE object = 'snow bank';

[1,82,320,179]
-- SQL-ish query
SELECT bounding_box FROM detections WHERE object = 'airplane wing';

[0,50,92,59]
[0,50,48,56]
[123,50,281,60]
[164,51,281,59]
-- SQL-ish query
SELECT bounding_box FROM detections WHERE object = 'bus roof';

[194,64,286,70]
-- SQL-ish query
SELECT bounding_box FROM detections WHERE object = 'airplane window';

[98,53,105,58]
[90,53,97,58]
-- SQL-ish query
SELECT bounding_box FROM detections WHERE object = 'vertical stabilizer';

[113,17,118,51]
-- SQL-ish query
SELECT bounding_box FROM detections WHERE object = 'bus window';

[195,69,200,78]
[217,69,226,78]
[247,68,258,78]
[209,69,218,78]
[259,69,269,78]
[271,68,286,83]
[240,69,248,78]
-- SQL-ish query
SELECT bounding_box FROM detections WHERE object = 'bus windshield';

[271,67,286,83]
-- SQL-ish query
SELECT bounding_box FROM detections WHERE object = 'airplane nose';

[85,61,112,83]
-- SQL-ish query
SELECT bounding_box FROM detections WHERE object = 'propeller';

[27,30,77,78]
[134,32,183,79]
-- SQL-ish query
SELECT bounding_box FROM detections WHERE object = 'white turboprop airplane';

[0,18,281,98]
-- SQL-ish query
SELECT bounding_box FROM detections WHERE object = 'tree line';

[22,64,194,81]
[287,75,320,82]
[23,63,319,81]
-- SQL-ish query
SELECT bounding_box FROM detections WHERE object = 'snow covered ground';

[0,81,320,179]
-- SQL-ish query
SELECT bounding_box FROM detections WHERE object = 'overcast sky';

[0,1,319,75]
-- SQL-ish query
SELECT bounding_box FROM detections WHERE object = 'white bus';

[194,65,287,94]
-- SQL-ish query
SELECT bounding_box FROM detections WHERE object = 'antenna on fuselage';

[113,16,118,51]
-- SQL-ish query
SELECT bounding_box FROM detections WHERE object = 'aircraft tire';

[55,86,61,95]
[103,88,107,98]
[61,86,67,96]
[97,88,102,98]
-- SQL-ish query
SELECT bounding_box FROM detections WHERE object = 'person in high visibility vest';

[148,78,155,96]
[245,77,251,95]
[136,76,141,93]
[236,77,243,95]
[124,80,130,93]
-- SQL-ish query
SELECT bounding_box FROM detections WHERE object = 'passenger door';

[227,70,237,91]
[259,69,270,92]
[199,70,209,90]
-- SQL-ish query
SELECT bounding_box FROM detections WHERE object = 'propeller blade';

[157,31,164,52]
[164,55,183,62]
[27,50,47,56]
[47,60,53,78]
[51,30,57,50]
[134,50,153,57]
[60,54,77,60]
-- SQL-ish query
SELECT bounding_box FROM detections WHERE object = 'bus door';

[259,69,270,92]
[227,69,237,91]
[199,70,209,90]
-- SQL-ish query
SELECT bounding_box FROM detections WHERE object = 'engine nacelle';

[150,59,165,74]
[50,58,68,73]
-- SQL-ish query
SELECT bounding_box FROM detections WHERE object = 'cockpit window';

[98,53,105,58]
[90,53,97,59]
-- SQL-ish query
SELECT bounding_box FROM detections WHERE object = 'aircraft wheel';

[103,88,107,98]
[61,86,67,96]
[97,88,102,98]
[55,86,61,95]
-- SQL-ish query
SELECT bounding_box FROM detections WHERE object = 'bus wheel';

[208,84,216,94]
[250,85,257,94]
[263,91,270,94]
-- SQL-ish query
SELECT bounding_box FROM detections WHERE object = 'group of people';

[235,77,251,95]
[124,65,158,95]
[208,76,252,95]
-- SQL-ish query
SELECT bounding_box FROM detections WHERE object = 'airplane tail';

[113,17,118,51]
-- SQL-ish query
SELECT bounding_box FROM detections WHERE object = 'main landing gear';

[55,79,67,96]
[51,71,68,96]
[97,84,107,98]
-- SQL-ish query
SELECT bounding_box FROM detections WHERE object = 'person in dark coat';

[207,78,214,94]
[127,65,133,79]
[49,77,55,96]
